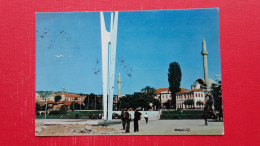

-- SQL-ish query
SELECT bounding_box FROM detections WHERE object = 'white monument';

[100,11,118,120]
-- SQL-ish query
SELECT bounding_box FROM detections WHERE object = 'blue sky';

[36,9,221,94]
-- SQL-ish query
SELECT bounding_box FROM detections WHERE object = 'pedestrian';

[134,109,142,132]
[125,108,131,133]
[121,110,126,130]
[144,113,148,124]
[203,105,209,126]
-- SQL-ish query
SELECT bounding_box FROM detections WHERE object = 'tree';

[212,82,223,119]
[168,62,182,109]
[59,105,67,114]
[141,86,156,97]
[118,86,161,110]
[184,99,194,108]
[83,93,102,110]
[36,103,41,114]
[70,101,81,111]
[54,95,62,102]
[141,87,160,110]
[163,100,171,109]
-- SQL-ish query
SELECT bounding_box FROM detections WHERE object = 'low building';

[155,88,171,107]
[176,89,205,109]
[155,88,187,108]
[155,88,205,109]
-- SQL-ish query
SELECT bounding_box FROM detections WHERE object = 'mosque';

[156,38,216,109]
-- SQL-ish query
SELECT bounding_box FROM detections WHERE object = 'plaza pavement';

[108,119,224,135]
[35,119,224,136]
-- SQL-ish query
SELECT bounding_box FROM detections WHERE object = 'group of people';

[88,113,103,119]
[120,108,149,133]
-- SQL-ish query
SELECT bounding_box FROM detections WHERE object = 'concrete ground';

[109,119,224,135]
[35,119,224,136]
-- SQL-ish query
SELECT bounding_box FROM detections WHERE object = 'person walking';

[144,113,148,124]
[134,109,142,132]
[203,105,209,126]
[125,109,131,133]
[121,110,126,130]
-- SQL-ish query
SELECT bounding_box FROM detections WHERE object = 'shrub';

[59,105,67,114]
[75,113,79,119]
[49,110,59,115]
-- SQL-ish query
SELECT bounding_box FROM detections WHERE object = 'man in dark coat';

[121,110,126,130]
[125,109,131,133]
[134,109,142,132]
[203,105,210,126]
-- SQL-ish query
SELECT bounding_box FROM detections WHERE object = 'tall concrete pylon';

[201,38,210,92]
[100,11,118,120]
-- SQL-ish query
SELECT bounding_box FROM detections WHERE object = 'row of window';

[176,93,204,100]
[66,97,83,101]
[158,94,172,99]
[156,93,204,100]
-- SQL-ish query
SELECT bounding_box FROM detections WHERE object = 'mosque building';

[156,38,216,109]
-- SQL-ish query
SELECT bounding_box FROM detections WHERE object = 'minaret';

[61,87,66,101]
[118,73,121,97]
[201,38,210,91]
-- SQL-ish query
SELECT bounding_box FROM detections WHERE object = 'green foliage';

[160,110,203,119]
[70,101,81,111]
[118,86,161,110]
[54,95,62,102]
[49,110,60,115]
[163,100,171,109]
[141,86,156,97]
[74,113,79,119]
[168,62,182,109]
[36,110,103,119]
[35,103,41,114]
[48,105,67,115]
[36,91,53,98]
[83,93,102,110]
[184,99,194,105]
[212,82,223,117]
[59,105,67,114]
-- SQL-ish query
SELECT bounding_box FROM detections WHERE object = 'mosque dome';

[193,78,216,85]
[191,78,216,90]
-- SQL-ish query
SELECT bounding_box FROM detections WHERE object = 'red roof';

[177,89,203,94]
[75,101,83,105]
[65,93,81,98]
[64,101,73,106]
[156,88,169,94]
[47,101,55,104]
[53,105,62,109]
[156,88,188,94]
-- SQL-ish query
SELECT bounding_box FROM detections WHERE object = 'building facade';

[176,89,205,109]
